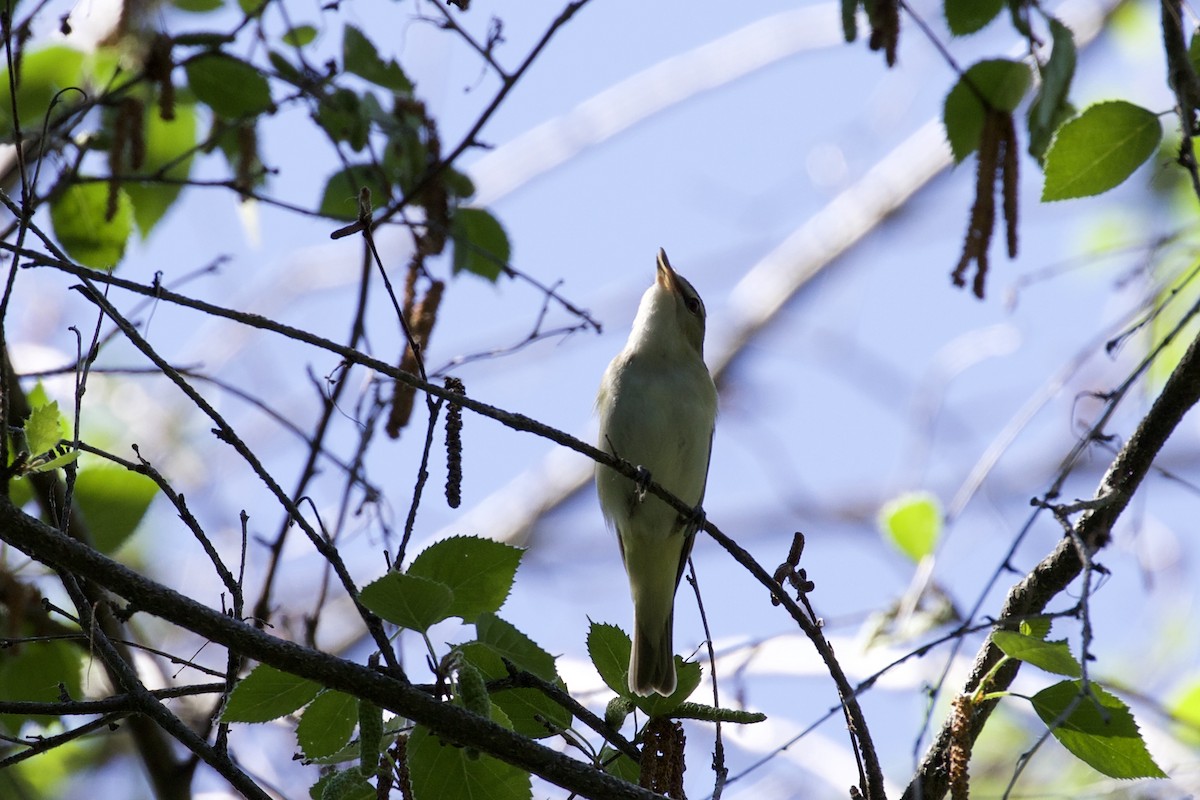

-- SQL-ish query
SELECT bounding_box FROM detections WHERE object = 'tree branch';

[903,325,1200,799]
[0,497,664,800]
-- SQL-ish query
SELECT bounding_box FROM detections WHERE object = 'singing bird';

[596,249,718,696]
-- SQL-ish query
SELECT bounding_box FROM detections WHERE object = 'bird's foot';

[633,465,651,503]
[684,503,707,532]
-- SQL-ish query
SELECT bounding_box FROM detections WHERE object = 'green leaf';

[585,621,701,715]
[24,401,66,455]
[126,102,198,239]
[588,621,632,698]
[50,183,133,270]
[878,491,942,562]
[0,642,84,735]
[173,0,223,11]
[945,0,1003,35]
[640,659,702,718]
[1042,101,1162,200]
[237,0,267,16]
[343,25,412,92]
[407,723,530,800]
[318,164,392,221]
[359,571,453,632]
[1030,680,1167,779]
[408,536,523,623]
[670,702,767,723]
[311,768,374,800]
[600,744,640,783]
[943,59,1032,162]
[1027,18,1076,161]
[1169,677,1200,746]
[297,690,359,759]
[992,631,1081,677]
[1019,617,1052,639]
[184,54,272,118]
[222,664,322,723]
[474,613,556,680]
[450,208,510,281]
[73,466,159,553]
[283,25,317,47]
[1191,31,1200,77]
[0,45,85,137]
[314,89,371,152]
[444,168,476,200]
[457,638,571,739]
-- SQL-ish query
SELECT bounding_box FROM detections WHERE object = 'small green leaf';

[639,659,702,718]
[1030,680,1167,779]
[1042,101,1162,200]
[586,621,701,714]
[222,664,321,723]
[945,0,1003,35]
[669,702,767,724]
[359,571,453,632]
[457,640,570,739]
[311,768,374,800]
[50,183,133,270]
[282,25,317,47]
[407,536,523,623]
[314,89,370,152]
[1191,31,1200,77]
[184,54,272,118]
[474,613,556,680]
[450,208,510,281]
[407,723,530,800]
[73,466,159,553]
[588,621,633,698]
[318,164,391,220]
[0,45,85,137]
[343,26,411,92]
[878,491,941,562]
[1019,617,1052,639]
[1027,18,1077,162]
[126,102,198,238]
[0,642,83,735]
[943,59,1032,162]
[172,0,223,12]
[24,401,66,455]
[1169,677,1200,746]
[268,50,304,83]
[237,0,267,16]
[443,168,476,200]
[992,630,1081,677]
[297,690,359,758]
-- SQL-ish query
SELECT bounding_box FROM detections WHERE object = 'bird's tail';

[630,606,676,696]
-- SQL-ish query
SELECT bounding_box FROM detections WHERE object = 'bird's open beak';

[655,248,678,293]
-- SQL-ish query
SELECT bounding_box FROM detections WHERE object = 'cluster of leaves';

[1,393,157,744]
[0,2,509,280]
[989,622,1165,780]
[6,388,157,554]
[875,492,1169,786]
[937,5,1163,299]
[212,534,762,799]
[843,1,1180,299]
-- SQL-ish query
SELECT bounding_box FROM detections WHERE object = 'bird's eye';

[685,297,702,315]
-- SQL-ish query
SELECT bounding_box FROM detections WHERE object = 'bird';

[596,248,718,697]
